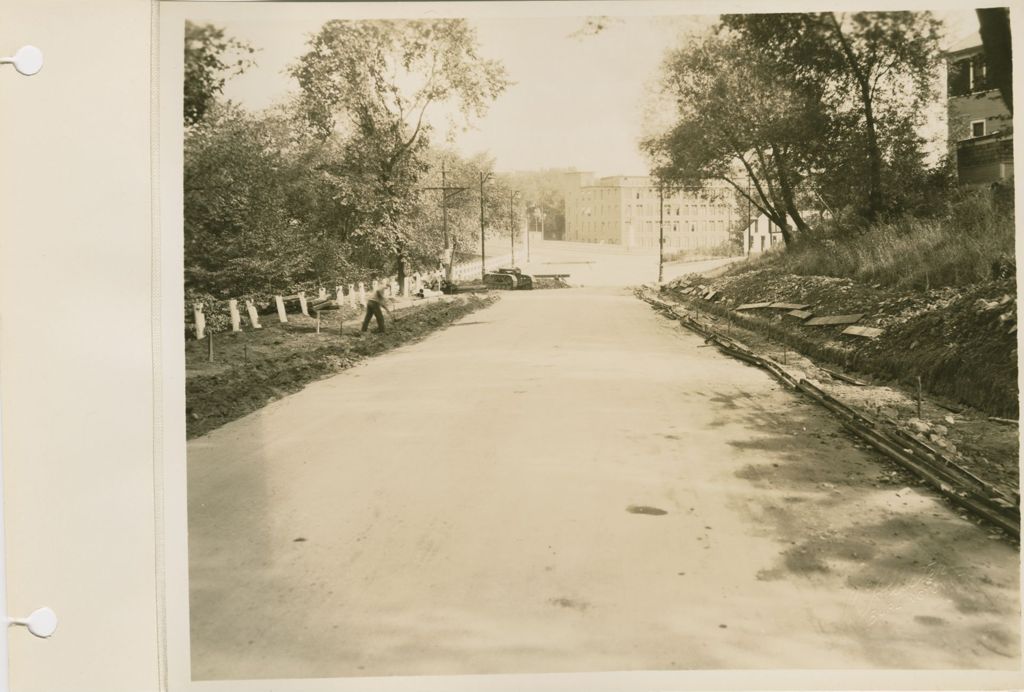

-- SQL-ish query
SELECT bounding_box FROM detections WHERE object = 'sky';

[192,3,981,178]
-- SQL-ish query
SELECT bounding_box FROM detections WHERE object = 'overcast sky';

[188,3,981,178]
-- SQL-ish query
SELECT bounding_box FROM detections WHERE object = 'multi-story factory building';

[562,172,735,250]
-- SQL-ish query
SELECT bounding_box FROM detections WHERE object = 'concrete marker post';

[359,283,367,307]
[298,292,309,317]
[348,284,357,308]
[274,295,287,323]
[228,299,241,332]
[318,287,327,301]
[194,303,206,340]
[245,300,262,329]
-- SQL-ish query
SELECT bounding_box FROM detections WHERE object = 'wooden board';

[805,313,864,326]
[735,302,771,311]
[768,302,810,310]
[705,290,718,301]
[842,325,883,338]
[821,367,867,386]
[786,309,814,320]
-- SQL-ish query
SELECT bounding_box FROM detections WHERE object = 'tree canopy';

[184,21,256,127]
[183,19,511,300]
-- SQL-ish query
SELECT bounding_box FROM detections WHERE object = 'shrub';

[725,187,1015,290]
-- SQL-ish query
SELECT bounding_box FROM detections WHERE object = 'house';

[946,33,1013,185]
[563,172,735,250]
[742,213,784,255]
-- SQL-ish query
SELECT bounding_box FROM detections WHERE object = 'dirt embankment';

[660,268,1019,500]
[667,269,1018,418]
[186,294,497,438]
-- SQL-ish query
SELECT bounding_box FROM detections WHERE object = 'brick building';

[946,34,1013,185]
[563,172,735,250]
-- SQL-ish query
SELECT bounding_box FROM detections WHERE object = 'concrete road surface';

[517,236,738,286]
[188,288,1019,680]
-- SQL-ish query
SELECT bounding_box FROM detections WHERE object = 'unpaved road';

[188,287,1019,680]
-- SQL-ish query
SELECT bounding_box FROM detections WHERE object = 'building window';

[971,119,986,138]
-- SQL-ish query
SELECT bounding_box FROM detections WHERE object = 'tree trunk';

[859,78,884,221]
[396,250,407,293]
[977,8,1013,113]
[778,221,793,246]
[825,13,884,222]
[773,144,812,235]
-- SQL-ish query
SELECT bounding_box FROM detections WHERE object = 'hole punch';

[1,46,43,76]
[9,607,57,638]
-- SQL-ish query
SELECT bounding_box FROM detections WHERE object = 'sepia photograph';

[175,1,1019,684]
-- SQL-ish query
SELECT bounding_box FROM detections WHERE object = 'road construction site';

[187,239,1019,679]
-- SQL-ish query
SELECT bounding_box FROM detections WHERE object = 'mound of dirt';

[665,270,1017,418]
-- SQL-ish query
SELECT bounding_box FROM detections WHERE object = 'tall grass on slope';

[730,190,1015,290]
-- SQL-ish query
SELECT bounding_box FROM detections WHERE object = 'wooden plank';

[768,302,810,310]
[705,290,718,301]
[821,367,866,386]
[842,325,882,338]
[805,313,864,326]
[735,302,772,311]
[786,309,813,320]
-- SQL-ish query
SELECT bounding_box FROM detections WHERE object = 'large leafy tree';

[290,19,509,284]
[184,21,255,127]
[185,104,312,296]
[643,31,829,245]
[722,12,942,221]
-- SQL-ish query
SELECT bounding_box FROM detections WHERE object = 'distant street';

[188,272,1019,679]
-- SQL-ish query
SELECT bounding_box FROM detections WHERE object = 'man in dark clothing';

[361,282,392,333]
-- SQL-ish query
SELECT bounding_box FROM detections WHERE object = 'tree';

[184,104,311,296]
[977,8,1012,113]
[507,169,568,239]
[722,12,942,222]
[642,31,829,245]
[184,21,255,127]
[290,19,509,285]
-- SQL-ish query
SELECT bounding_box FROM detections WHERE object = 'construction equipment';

[485,267,534,290]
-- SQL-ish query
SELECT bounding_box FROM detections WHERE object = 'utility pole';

[480,171,490,280]
[420,160,469,281]
[509,190,518,267]
[441,161,448,249]
[658,184,665,284]
[527,209,533,262]
[747,177,752,256]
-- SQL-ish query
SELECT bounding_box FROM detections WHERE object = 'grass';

[663,241,740,263]
[185,294,496,438]
[728,190,1015,290]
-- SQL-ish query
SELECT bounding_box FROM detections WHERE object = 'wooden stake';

[208,330,214,362]
[917,376,923,418]
[228,299,241,332]
[316,311,321,334]
[274,295,287,323]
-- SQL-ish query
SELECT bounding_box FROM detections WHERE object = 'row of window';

[567,220,729,234]
[568,203,732,218]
